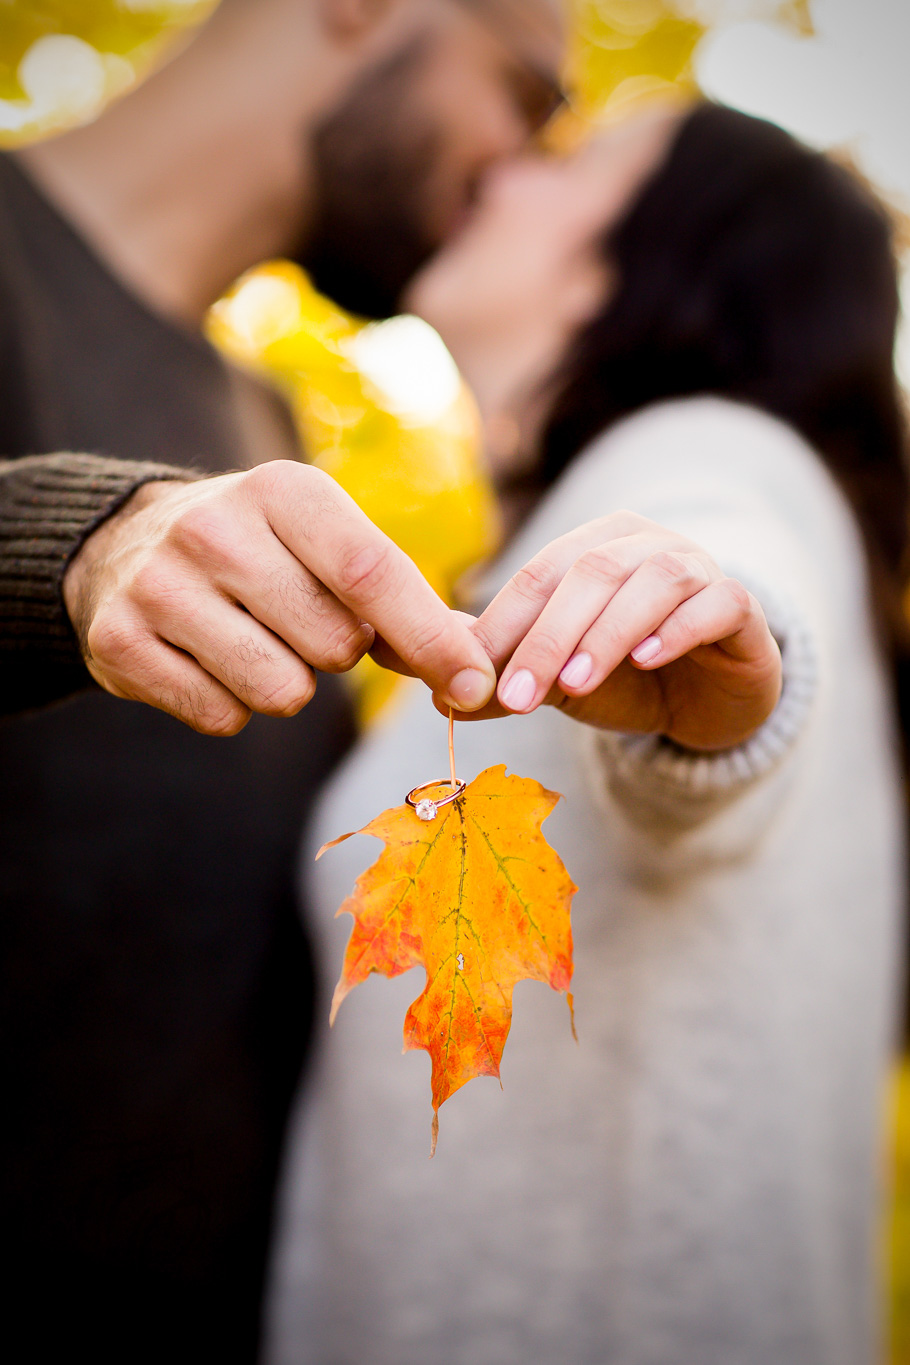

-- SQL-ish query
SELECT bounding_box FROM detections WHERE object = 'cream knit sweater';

[266,397,905,1365]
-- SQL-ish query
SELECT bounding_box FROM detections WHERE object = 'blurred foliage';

[207,263,501,720]
[564,0,811,125]
[0,3,217,80]
[0,3,215,137]
[568,0,704,119]
[891,1062,910,1364]
[208,266,499,607]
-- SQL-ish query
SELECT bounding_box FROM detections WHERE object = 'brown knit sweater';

[0,452,193,712]
[0,151,360,1363]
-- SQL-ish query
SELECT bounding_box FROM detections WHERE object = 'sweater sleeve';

[0,452,198,715]
[583,576,818,840]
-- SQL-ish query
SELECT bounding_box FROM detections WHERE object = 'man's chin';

[330,289,400,322]
[297,256,407,321]
[295,220,439,320]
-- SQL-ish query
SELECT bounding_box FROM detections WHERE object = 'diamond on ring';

[406,778,465,818]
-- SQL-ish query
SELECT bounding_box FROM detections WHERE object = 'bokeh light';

[0,2,215,140]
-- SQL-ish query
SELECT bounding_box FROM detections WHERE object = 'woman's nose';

[480,155,556,205]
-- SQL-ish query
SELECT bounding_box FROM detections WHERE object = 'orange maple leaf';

[321,764,577,1154]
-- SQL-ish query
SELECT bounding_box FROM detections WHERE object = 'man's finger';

[431,691,511,723]
[264,465,497,710]
[217,540,375,675]
[87,626,253,736]
[160,595,319,718]
[369,612,479,679]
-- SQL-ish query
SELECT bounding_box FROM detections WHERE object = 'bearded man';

[0,2,564,1360]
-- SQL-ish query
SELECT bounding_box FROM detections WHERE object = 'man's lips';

[445,203,476,240]
[436,176,485,245]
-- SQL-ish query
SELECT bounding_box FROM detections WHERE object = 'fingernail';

[499,668,537,712]
[559,652,593,690]
[447,667,495,711]
[631,635,661,665]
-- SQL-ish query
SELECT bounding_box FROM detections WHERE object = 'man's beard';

[294,40,441,320]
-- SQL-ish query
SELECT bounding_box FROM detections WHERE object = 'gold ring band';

[405,778,466,821]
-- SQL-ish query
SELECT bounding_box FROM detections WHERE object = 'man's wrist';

[62,476,192,647]
[0,454,199,712]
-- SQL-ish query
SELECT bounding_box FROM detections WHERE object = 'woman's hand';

[451,512,783,752]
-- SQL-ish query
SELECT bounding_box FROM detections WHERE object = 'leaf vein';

[470,816,546,941]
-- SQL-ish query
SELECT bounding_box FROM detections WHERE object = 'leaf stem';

[448,706,457,789]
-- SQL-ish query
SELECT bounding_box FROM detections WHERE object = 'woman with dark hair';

[538,102,909,689]
[268,105,909,1365]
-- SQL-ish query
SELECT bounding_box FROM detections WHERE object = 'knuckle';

[256,665,316,716]
[396,614,452,673]
[165,675,249,737]
[592,614,630,655]
[298,463,335,496]
[574,546,626,587]
[267,565,322,617]
[648,550,695,586]
[129,561,184,613]
[216,640,271,702]
[170,503,233,563]
[311,620,370,673]
[86,610,143,667]
[510,556,562,604]
[291,667,318,710]
[721,578,753,614]
[305,467,350,522]
[251,460,341,524]
[246,458,297,501]
[470,618,500,661]
[334,540,398,600]
[200,700,252,737]
[613,508,653,533]
[227,633,272,668]
[213,636,316,716]
[517,624,568,669]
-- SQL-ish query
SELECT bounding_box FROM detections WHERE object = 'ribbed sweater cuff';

[590,583,818,804]
[0,453,198,711]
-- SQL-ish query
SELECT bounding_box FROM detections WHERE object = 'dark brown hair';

[540,101,910,737]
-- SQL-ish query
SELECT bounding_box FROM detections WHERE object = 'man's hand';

[441,512,782,752]
[63,461,496,735]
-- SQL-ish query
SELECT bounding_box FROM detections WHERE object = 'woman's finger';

[496,545,715,713]
[555,551,717,700]
[472,512,673,667]
[625,577,773,673]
